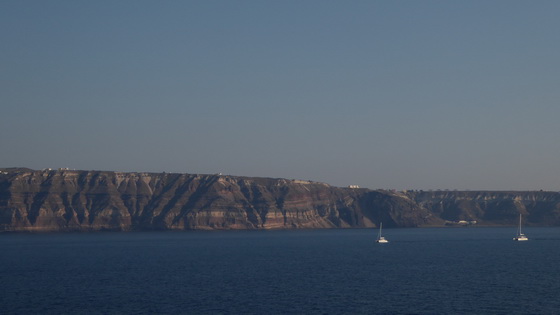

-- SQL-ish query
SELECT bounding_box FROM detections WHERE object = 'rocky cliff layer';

[0,169,438,232]
[406,190,560,226]
[1,169,559,232]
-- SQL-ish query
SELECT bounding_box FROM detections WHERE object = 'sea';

[1,227,559,314]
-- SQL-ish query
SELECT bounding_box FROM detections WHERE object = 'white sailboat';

[513,214,528,241]
[376,222,389,243]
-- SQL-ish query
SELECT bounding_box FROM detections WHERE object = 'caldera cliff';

[1,168,559,232]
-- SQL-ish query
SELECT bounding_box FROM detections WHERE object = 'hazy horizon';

[2,1,560,191]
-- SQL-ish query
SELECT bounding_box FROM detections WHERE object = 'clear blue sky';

[2,0,560,191]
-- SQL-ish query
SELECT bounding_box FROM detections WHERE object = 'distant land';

[1,168,559,232]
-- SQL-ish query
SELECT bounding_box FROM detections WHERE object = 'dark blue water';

[1,227,559,314]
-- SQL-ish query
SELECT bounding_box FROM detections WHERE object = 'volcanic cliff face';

[1,169,559,232]
[0,169,440,232]
[406,190,560,226]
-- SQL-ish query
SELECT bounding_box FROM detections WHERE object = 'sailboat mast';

[513,213,528,241]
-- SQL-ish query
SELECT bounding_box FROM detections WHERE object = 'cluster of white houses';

[446,220,478,226]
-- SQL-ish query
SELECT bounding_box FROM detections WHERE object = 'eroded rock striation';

[1,168,559,232]
[0,169,438,231]
[406,190,560,226]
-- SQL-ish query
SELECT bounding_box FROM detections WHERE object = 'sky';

[1,0,560,191]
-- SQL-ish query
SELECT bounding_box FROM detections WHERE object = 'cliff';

[406,190,560,226]
[1,169,559,232]
[0,169,438,232]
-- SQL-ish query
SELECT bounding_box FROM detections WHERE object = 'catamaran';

[513,214,528,241]
[376,222,389,243]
